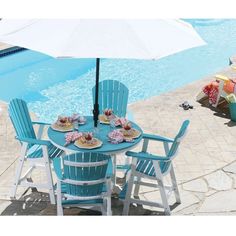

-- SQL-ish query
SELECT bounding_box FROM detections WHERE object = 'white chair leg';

[124,156,131,169]
[42,146,55,204]
[163,142,170,155]
[153,162,171,215]
[106,197,112,216]
[101,204,106,216]
[157,178,171,215]
[170,165,181,204]
[56,181,63,216]
[36,124,44,139]
[106,179,112,216]
[133,175,141,198]
[122,177,134,215]
[111,154,117,186]
[122,159,137,215]
[10,142,28,199]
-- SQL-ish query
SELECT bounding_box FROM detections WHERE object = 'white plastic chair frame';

[122,121,189,215]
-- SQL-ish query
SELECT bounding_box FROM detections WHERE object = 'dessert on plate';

[119,121,141,139]
[99,108,116,124]
[51,116,74,132]
[75,132,102,149]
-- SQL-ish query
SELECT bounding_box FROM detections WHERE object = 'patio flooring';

[0,63,236,215]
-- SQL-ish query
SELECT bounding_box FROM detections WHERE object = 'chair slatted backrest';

[62,152,110,197]
[160,120,190,173]
[8,98,36,141]
[92,80,129,117]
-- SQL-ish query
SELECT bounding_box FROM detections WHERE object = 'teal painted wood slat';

[108,80,114,110]
[70,153,76,195]
[121,87,129,117]
[102,80,108,111]
[113,80,119,115]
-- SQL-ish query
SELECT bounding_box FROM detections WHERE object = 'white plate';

[78,121,86,125]
[51,123,74,132]
[118,128,141,139]
[99,114,110,124]
[74,138,103,149]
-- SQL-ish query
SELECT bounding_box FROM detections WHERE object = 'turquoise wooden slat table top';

[48,116,143,154]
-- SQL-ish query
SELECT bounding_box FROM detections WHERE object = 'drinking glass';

[72,121,79,131]
[110,118,116,131]
[93,120,101,139]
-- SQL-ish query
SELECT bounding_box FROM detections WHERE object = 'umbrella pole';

[93,58,100,127]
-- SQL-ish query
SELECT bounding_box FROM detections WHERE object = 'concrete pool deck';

[0,64,236,215]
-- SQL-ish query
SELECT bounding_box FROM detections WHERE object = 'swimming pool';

[1,19,236,122]
[0,50,94,102]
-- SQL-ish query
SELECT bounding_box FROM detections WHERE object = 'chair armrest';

[143,133,174,143]
[53,157,64,180]
[16,136,51,146]
[126,151,170,161]
[32,121,51,126]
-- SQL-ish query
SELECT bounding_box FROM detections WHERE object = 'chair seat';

[27,143,63,159]
[136,159,170,177]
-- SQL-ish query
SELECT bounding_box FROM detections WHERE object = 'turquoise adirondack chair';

[8,98,63,204]
[92,80,132,179]
[53,152,113,215]
[120,120,190,215]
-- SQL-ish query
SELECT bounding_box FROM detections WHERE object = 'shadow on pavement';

[0,189,180,216]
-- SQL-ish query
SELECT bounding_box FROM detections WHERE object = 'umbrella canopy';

[0,19,205,59]
[0,19,206,126]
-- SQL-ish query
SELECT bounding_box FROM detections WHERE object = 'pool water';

[1,19,236,122]
[0,50,94,102]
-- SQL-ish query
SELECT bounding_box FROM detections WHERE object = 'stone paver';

[171,189,200,213]
[204,170,232,191]
[205,189,217,197]
[173,204,199,215]
[183,178,208,193]
[228,174,236,188]
[198,189,236,213]
[223,162,236,174]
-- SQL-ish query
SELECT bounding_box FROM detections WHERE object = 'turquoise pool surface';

[1,19,236,122]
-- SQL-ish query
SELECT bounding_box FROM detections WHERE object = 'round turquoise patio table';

[47,116,143,155]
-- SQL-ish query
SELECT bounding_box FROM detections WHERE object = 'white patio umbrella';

[0,19,206,126]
